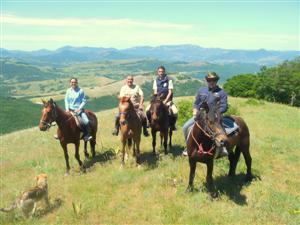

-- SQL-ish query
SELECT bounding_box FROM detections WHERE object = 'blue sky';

[1,0,299,50]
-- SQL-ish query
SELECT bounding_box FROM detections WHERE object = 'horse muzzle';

[120,120,128,126]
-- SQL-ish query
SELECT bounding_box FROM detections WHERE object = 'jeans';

[182,117,195,142]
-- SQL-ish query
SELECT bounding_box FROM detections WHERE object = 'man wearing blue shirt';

[182,72,228,157]
[65,78,92,141]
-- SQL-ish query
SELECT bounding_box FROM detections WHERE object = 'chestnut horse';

[39,99,98,174]
[186,100,252,196]
[149,95,172,155]
[118,96,142,166]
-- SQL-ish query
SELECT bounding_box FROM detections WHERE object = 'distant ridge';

[1,44,299,66]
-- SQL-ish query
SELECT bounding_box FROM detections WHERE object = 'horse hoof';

[84,154,90,159]
[209,191,219,199]
[186,186,194,193]
[245,174,253,182]
[64,172,70,177]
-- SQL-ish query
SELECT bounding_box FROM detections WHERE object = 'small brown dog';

[0,173,50,217]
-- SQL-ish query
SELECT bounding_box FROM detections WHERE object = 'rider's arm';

[138,86,144,106]
[163,79,173,104]
[78,90,87,110]
[152,79,157,95]
[219,90,228,113]
[65,89,70,111]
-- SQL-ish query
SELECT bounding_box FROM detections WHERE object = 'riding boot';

[112,117,120,136]
[142,119,149,137]
[83,123,93,141]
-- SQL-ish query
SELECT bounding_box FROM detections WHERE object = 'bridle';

[40,103,58,130]
[190,116,225,157]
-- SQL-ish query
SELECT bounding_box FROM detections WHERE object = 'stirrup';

[84,135,93,141]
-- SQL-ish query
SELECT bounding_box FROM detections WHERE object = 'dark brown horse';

[39,98,98,174]
[118,96,142,166]
[186,100,252,196]
[149,95,172,154]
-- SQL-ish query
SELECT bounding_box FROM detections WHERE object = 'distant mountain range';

[1,45,299,66]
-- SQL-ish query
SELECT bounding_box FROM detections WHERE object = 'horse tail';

[128,138,133,149]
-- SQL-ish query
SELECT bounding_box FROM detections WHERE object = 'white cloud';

[2,14,192,30]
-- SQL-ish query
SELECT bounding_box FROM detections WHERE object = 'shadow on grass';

[35,198,63,218]
[84,148,116,169]
[169,144,184,158]
[139,151,159,169]
[213,173,261,205]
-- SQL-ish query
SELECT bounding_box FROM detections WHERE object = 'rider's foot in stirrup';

[182,148,188,156]
[143,130,149,137]
[218,147,229,158]
[84,135,93,141]
[112,129,119,136]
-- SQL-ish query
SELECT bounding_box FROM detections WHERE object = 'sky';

[1,0,299,51]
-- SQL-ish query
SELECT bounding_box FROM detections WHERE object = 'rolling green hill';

[0,97,299,225]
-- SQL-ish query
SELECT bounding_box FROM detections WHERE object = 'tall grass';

[0,97,299,224]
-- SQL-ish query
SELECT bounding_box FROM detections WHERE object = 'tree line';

[224,57,300,107]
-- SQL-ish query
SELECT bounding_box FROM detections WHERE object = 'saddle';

[70,111,85,130]
[222,116,239,135]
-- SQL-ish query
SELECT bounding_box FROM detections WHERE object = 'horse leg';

[151,130,156,154]
[163,131,168,155]
[241,144,253,181]
[90,139,96,158]
[84,141,89,158]
[228,146,241,177]
[121,140,126,166]
[75,142,86,173]
[60,143,70,175]
[168,127,172,147]
[186,158,196,192]
[132,140,136,157]
[206,159,217,198]
[135,138,141,165]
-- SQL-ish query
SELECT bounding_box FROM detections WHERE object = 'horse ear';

[49,98,53,103]
[200,101,209,113]
[41,99,46,105]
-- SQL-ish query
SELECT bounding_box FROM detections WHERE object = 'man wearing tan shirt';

[112,75,149,137]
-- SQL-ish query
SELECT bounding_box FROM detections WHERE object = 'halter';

[190,120,224,157]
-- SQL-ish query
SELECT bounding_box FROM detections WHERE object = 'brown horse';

[186,100,252,196]
[39,98,98,174]
[149,95,172,155]
[118,96,142,166]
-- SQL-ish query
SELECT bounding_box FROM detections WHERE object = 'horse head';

[196,100,227,150]
[39,98,57,131]
[149,94,167,122]
[118,96,133,126]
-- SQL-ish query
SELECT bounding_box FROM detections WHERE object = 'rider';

[112,75,149,137]
[182,72,228,157]
[146,65,178,130]
[65,77,92,141]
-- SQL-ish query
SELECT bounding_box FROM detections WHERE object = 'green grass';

[0,97,299,224]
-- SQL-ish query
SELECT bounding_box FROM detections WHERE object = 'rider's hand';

[163,100,167,105]
[75,109,80,113]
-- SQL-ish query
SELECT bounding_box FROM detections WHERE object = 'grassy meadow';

[0,97,299,225]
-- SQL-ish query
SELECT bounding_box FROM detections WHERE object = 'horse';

[39,98,98,174]
[148,95,172,155]
[186,100,252,196]
[118,96,142,166]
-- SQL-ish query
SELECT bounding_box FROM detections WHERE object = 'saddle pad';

[222,116,235,128]
[70,112,85,129]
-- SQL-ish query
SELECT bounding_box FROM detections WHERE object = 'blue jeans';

[182,117,195,142]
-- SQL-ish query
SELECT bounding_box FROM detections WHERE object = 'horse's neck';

[55,107,73,128]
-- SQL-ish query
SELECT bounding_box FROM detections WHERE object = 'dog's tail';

[0,201,17,212]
